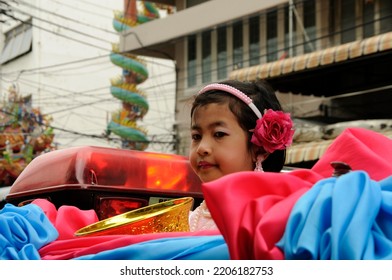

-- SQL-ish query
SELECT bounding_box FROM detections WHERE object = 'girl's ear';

[251,144,269,163]
[252,146,270,172]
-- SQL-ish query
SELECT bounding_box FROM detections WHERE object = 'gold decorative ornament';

[74,197,194,237]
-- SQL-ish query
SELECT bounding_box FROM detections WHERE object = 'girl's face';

[189,103,255,182]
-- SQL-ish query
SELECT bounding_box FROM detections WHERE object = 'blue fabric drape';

[74,235,229,260]
[277,171,392,259]
[0,203,58,260]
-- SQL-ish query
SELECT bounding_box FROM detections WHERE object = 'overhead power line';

[1,54,109,77]
[49,0,114,20]
[14,0,118,36]
[0,107,175,146]
[7,4,113,50]
[73,0,121,13]
[1,52,174,78]
[3,12,111,51]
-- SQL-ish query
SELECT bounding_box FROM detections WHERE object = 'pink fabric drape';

[202,128,392,259]
[33,199,220,260]
[203,169,322,259]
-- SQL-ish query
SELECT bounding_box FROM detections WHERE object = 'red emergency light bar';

[6,146,203,218]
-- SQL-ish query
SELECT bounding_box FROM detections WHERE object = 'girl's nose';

[197,139,211,156]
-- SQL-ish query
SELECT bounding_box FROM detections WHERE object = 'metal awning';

[230,32,392,96]
[285,140,333,165]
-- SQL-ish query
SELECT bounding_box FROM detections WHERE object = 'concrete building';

[0,0,176,153]
[118,0,392,167]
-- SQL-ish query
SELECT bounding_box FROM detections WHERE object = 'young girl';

[188,79,294,231]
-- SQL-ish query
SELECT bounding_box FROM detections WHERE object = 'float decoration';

[0,85,55,186]
[106,1,160,151]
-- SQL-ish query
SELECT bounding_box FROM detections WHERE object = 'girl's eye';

[214,131,227,138]
[191,133,201,141]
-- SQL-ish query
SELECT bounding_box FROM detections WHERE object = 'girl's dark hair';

[191,79,286,172]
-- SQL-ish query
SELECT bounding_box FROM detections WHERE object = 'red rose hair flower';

[251,109,294,153]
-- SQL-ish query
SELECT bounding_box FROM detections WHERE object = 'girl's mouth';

[198,161,215,169]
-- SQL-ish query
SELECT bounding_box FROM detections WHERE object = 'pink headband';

[198,83,262,119]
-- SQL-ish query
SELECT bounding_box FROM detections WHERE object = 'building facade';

[107,0,392,165]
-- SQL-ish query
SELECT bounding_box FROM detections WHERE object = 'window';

[187,35,197,87]
[363,1,375,38]
[0,21,33,65]
[331,0,391,43]
[217,26,227,80]
[341,0,356,43]
[303,0,316,53]
[201,31,211,83]
[267,9,278,62]
[232,20,243,69]
[249,16,260,66]
[380,0,392,33]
